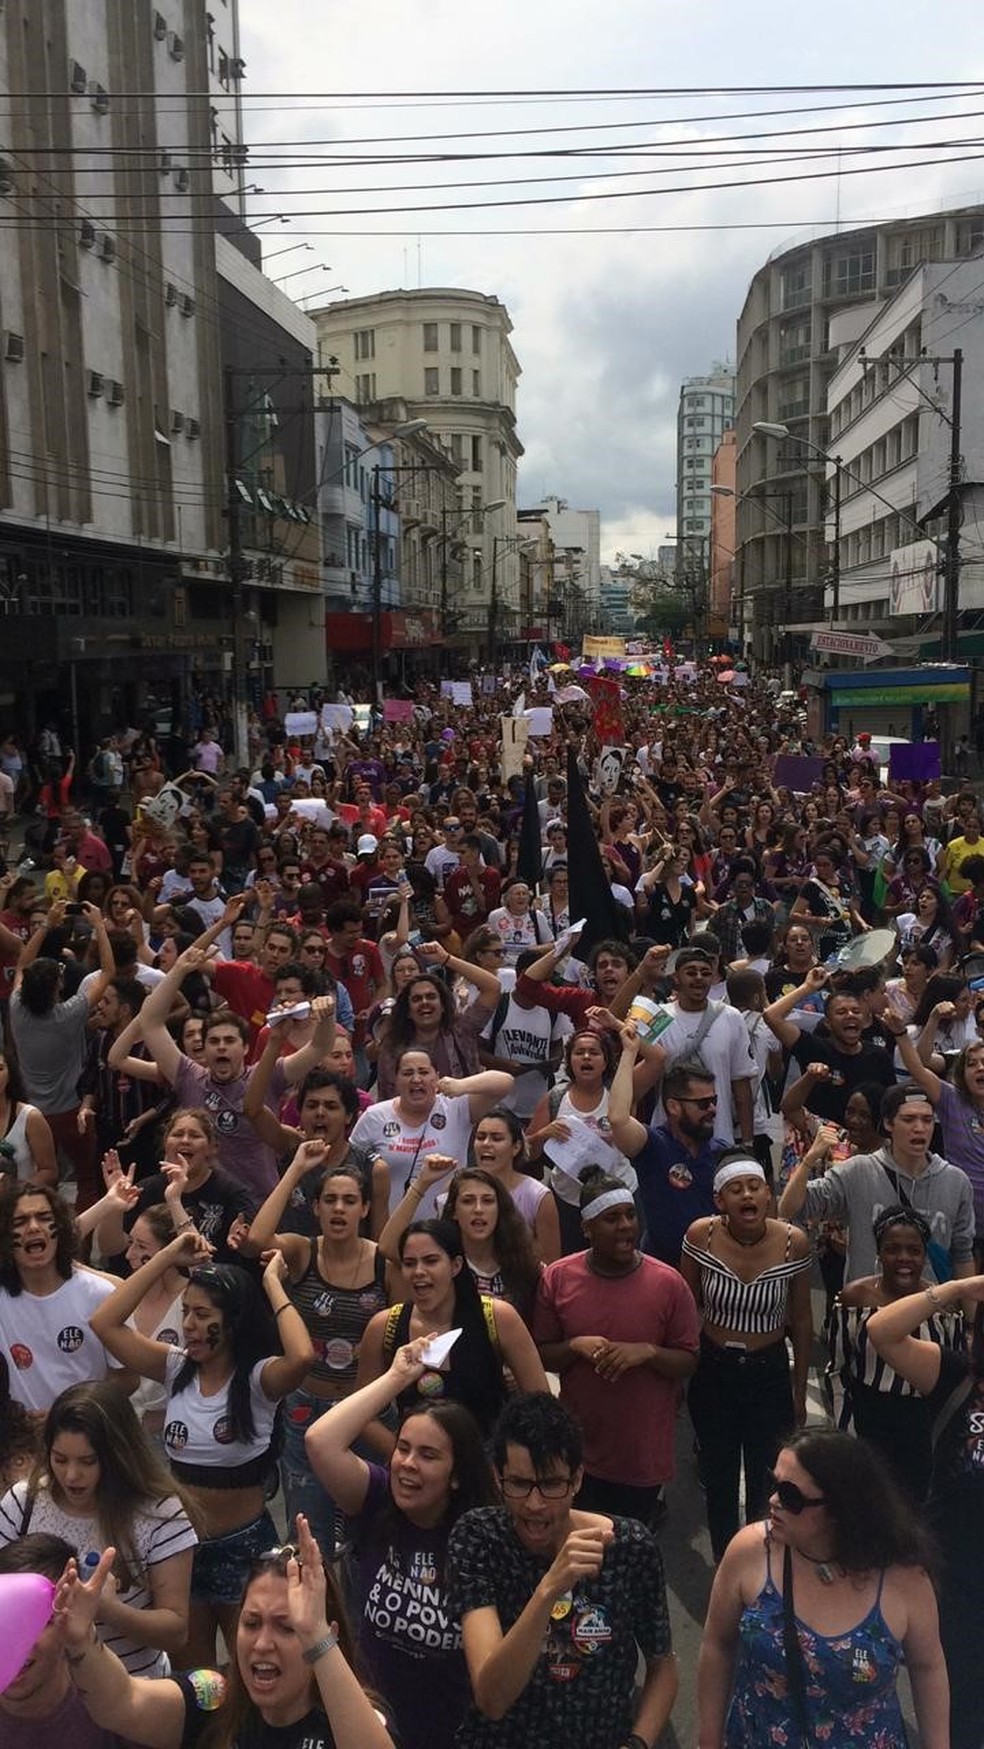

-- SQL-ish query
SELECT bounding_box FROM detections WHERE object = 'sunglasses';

[679,1095,717,1110]
[765,1469,828,1514]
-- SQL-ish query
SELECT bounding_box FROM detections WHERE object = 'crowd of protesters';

[0,658,981,1748]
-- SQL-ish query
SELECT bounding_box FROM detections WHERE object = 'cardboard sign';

[773,754,824,793]
[382,699,415,723]
[284,711,318,738]
[583,635,626,661]
[889,741,940,783]
[500,715,529,779]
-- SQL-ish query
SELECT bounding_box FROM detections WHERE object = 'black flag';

[515,769,543,889]
[565,742,629,955]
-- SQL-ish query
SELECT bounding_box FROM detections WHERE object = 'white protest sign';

[320,704,353,734]
[285,711,318,738]
[525,707,553,737]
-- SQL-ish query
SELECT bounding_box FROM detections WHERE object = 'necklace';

[724,1219,767,1248]
[798,1550,841,1585]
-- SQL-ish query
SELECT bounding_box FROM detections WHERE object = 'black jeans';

[687,1334,794,1562]
[576,1472,664,1532]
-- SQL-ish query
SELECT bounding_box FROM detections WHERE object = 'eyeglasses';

[765,1469,828,1514]
[679,1095,717,1110]
[500,1473,576,1500]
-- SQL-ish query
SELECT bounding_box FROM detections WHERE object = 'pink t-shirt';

[532,1252,700,1487]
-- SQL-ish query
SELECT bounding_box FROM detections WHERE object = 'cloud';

[237,0,984,568]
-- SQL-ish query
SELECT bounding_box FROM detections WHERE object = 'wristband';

[301,1628,339,1665]
[924,1284,944,1308]
[274,1304,292,1318]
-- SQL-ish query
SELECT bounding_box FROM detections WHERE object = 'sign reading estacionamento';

[810,630,894,661]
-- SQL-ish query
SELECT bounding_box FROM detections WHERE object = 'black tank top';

[288,1241,388,1388]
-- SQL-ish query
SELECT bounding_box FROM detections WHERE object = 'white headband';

[713,1160,767,1194]
[582,1187,634,1221]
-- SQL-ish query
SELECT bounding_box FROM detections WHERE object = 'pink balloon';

[0,1573,56,1693]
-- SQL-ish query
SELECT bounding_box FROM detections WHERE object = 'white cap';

[356,834,378,856]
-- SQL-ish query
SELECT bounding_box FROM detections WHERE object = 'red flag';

[587,675,624,747]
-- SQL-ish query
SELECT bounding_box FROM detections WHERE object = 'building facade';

[709,430,737,637]
[309,288,523,658]
[521,494,601,626]
[676,366,735,586]
[735,203,984,660]
[822,260,984,649]
[0,0,325,747]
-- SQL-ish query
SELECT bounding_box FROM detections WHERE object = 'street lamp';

[369,422,430,703]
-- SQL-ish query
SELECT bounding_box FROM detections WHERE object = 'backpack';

[382,1296,501,1361]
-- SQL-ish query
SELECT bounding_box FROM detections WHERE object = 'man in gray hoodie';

[778,1080,976,1284]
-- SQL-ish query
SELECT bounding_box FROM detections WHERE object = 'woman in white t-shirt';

[487,878,554,965]
[0,1378,197,1675]
[89,1231,314,1670]
[350,1049,513,1218]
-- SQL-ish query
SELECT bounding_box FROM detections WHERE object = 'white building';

[676,367,735,575]
[824,260,984,644]
[521,494,601,622]
[309,289,523,657]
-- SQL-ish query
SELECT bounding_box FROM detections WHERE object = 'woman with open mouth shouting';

[53,1509,394,1749]
[306,1337,494,1749]
[89,1225,314,1671]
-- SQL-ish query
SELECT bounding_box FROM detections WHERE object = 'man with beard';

[609,1042,729,1267]
[764,968,896,1127]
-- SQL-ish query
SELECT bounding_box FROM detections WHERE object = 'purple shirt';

[172,1056,278,1203]
[937,1078,984,1229]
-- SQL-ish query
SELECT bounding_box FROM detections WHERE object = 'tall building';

[309,289,523,658]
[676,366,736,579]
[0,0,322,744]
[735,203,984,658]
[521,495,601,625]
[709,429,736,635]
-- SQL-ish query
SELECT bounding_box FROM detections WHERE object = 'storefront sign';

[810,630,894,661]
[832,683,969,706]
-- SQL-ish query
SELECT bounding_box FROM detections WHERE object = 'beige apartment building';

[310,288,523,656]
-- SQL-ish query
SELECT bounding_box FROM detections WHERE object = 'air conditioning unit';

[99,233,116,262]
[70,60,88,95]
[230,57,246,79]
[173,167,190,193]
[107,380,125,406]
[167,31,184,60]
[185,417,201,440]
[170,410,184,433]
[79,220,96,249]
[4,332,24,363]
[179,293,195,317]
[157,149,172,175]
[164,282,178,306]
[87,370,104,397]
[89,82,109,114]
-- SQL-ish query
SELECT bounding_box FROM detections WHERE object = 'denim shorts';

[190,1510,278,1606]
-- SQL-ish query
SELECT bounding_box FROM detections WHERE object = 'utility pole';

[830,460,842,624]
[224,366,250,770]
[942,346,963,663]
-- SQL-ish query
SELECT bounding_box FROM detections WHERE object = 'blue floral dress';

[725,1537,907,1747]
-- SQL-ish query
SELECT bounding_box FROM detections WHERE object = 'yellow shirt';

[44,865,84,904]
[940,834,983,893]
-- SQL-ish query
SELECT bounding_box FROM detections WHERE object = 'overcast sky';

[237,1,984,564]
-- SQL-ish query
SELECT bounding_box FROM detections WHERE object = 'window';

[824,248,875,298]
[354,329,375,360]
[449,323,461,351]
[450,367,462,395]
[781,260,812,310]
[472,370,481,396]
[423,322,438,352]
[355,373,376,403]
[450,433,464,463]
[424,367,439,395]
[472,325,481,354]
[471,435,483,472]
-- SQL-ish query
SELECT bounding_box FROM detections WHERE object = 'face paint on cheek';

[205,1322,222,1350]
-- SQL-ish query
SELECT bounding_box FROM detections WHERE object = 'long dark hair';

[782,1428,936,1575]
[443,1169,541,1309]
[910,973,965,1032]
[387,974,455,1053]
[397,1219,504,1409]
[0,1180,75,1294]
[170,1264,277,1444]
[32,1381,199,1587]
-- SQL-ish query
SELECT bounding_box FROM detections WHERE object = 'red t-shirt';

[298,859,351,903]
[532,1252,700,1486]
[212,960,275,1046]
[325,939,384,1047]
[443,865,502,930]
